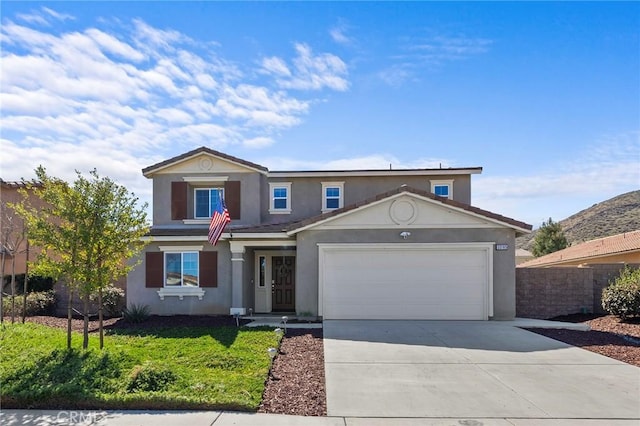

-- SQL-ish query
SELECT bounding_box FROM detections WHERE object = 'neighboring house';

[516,248,534,265]
[127,147,532,320]
[518,230,640,268]
[0,179,33,278]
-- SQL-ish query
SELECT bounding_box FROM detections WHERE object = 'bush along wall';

[2,274,55,294]
[2,290,57,317]
[602,267,640,320]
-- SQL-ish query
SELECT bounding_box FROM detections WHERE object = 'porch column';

[230,242,245,314]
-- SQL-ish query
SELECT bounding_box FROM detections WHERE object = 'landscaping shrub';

[90,285,125,317]
[123,303,150,323]
[602,267,640,320]
[2,290,57,316]
[2,274,55,294]
[126,362,177,392]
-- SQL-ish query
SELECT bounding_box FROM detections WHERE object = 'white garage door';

[319,243,492,320]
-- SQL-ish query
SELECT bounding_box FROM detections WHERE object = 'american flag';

[208,192,231,245]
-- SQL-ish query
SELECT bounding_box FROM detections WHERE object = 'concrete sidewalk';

[2,410,639,426]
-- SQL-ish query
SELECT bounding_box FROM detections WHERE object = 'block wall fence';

[516,263,640,319]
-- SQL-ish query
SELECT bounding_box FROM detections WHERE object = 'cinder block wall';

[516,267,593,319]
[516,263,640,319]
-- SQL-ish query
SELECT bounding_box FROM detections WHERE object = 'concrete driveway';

[323,320,640,420]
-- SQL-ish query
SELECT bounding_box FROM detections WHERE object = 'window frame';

[430,179,454,200]
[321,181,344,212]
[269,182,292,214]
[194,187,225,219]
[164,251,200,288]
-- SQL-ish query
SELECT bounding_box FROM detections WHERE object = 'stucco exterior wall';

[127,241,232,315]
[261,174,472,224]
[151,172,262,227]
[295,227,516,319]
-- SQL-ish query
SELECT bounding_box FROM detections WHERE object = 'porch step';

[242,314,322,329]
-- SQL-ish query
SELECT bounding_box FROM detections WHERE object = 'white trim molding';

[430,179,454,200]
[269,182,292,214]
[321,181,344,213]
[158,245,204,252]
[183,176,229,183]
[157,287,205,300]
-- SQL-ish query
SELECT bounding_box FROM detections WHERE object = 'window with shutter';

[171,181,188,220]
[145,252,163,288]
[200,251,218,287]
[224,181,241,220]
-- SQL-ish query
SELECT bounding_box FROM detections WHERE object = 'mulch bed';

[526,314,640,367]
[258,328,326,416]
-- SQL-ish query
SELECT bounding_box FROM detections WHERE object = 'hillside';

[517,190,640,250]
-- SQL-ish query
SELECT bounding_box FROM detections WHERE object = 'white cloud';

[243,136,275,149]
[15,7,75,26]
[261,56,291,76]
[1,11,351,216]
[259,154,451,171]
[263,43,349,91]
[329,22,353,46]
[378,33,493,86]
[473,132,640,226]
[42,7,75,22]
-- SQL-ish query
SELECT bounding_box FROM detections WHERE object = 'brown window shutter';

[200,251,218,287]
[171,181,188,220]
[145,252,163,288]
[224,181,241,220]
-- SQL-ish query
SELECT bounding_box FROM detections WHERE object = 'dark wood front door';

[272,256,295,311]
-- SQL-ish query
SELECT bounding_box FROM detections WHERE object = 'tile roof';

[518,230,640,267]
[142,146,269,176]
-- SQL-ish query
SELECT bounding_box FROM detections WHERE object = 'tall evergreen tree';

[531,217,568,257]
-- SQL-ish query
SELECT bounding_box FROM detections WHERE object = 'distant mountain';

[517,190,640,251]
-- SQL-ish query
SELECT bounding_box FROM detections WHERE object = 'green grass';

[0,322,279,410]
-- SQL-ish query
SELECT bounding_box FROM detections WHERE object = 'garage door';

[319,243,492,320]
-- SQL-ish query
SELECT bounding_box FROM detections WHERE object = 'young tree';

[531,217,568,257]
[14,167,148,349]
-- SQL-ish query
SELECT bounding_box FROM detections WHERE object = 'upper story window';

[321,181,344,212]
[165,252,199,287]
[194,188,224,219]
[269,182,292,214]
[430,180,453,200]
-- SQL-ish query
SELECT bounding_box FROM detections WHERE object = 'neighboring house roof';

[0,179,42,188]
[518,230,640,267]
[142,146,269,177]
[516,248,533,257]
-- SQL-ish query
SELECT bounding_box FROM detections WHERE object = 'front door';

[272,256,295,311]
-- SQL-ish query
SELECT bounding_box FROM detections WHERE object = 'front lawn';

[0,322,279,410]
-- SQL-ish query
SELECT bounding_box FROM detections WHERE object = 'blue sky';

[1,1,638,227]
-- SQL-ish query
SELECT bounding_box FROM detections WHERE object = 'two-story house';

[126,147,532,320]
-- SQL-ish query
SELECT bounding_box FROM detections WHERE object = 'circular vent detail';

[199,158,213,170]
[389,198,418,225]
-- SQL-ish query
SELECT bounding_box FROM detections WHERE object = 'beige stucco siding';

[261,174,472,224]
[126,241,233,315]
